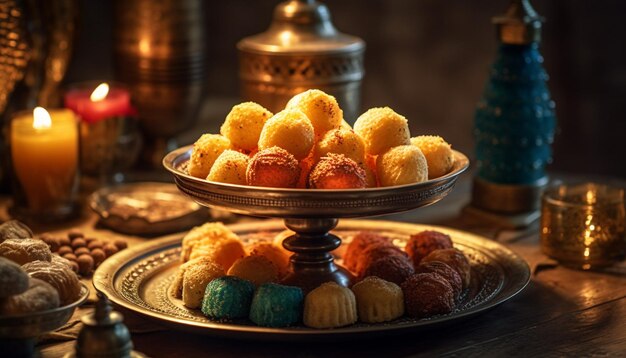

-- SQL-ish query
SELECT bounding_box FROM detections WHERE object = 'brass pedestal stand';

[164,146,469,292]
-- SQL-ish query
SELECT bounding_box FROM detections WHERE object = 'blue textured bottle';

[470,0,556,221]
[475,42,556,184]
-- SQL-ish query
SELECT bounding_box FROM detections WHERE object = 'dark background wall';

[65,0,626,179]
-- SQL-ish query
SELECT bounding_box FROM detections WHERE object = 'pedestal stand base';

[282,218,354,293]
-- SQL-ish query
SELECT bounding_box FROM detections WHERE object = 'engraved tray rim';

[162,146,470,218]
[93,220,530,341]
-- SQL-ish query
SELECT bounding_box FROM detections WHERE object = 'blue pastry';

[249,283,303,327]
[201,276,255,320]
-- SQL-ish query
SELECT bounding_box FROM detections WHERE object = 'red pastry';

[421,248,471,289]
[404,230,453,266]
[401,273,455,318]
[362,254,415,285]
[354,243,407,277]
[342,231,390,272]
[415,260,463,300]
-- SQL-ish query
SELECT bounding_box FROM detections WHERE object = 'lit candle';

[64,82,132,123]
[11,107,79,213]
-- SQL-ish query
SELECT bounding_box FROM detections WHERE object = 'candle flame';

[90,83,109,102]
[33,107,52,130]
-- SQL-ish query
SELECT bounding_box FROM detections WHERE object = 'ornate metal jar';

[237,0,365,121]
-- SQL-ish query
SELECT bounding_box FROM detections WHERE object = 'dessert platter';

[93,220,530,340]
[94,89,530,340]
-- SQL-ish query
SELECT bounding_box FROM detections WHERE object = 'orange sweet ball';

[227,255,279,286]
[248,242,291,278]
[308,154,366,189]
[188,237,246,272]
[246,147,300,188]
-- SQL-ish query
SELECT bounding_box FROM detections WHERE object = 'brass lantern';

[237,0,365,121]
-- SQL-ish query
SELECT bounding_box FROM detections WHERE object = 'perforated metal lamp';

[237,0,365,121]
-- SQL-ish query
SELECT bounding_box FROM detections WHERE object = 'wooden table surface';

[23,175,626,358]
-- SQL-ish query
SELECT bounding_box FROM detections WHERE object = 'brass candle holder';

[237,0,365,121]
[540,183,626,270]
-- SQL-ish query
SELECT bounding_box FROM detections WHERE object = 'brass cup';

[540,183,626,270]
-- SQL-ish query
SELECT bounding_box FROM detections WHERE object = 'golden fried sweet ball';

[376,145,428,186]
[353,107,411,155]
[286,89,343,136]
[206,150,250,185]
[314,128,366,165]
[258,108,315,160]
[221,102,273,151]
[410,136,455,179]
[188,134,231,178]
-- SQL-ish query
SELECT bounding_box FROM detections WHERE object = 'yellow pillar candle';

[11,107,79,213]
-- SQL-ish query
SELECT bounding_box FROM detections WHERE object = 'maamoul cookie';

[181,259,225,309]
[303,282,357,328]
[352,276,404,323]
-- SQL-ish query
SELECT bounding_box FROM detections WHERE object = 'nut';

[71,238,87,249]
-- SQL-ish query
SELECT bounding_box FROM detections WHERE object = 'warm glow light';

[33,107,52,130]
[90,83,109,102]
[279,31,293,46]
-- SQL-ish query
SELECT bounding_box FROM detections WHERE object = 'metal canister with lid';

[237,0,365,121]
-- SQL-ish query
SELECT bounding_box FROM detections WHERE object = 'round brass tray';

[93,220,530,341]
[162,145,470,218]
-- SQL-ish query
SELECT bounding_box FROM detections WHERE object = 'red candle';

[64,83,132,123]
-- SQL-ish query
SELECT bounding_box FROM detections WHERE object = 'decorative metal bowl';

[0,283,89,354]
[163,146,469,218]
[163,145,469,291]
[89,182,207,236]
